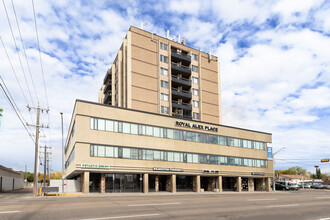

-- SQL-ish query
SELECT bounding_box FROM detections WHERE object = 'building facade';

[98,26,221,124]
[0,165,24,192]
[65,26,273,194]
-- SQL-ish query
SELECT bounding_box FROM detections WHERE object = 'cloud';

[1,0,330,174]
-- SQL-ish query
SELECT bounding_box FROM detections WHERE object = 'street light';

[272,147,286,191]
[60,112,64,196]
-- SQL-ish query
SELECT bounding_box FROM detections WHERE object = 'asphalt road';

[0,188,330,220]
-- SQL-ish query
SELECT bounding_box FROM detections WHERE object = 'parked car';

[289,183,299,190]
[322,185,330,189]
[275,183,290,190]
[313,184,324,189]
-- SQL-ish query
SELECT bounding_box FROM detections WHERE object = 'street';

[0,188,330,220]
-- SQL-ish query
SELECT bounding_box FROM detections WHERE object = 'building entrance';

[105,173,142,193]
[176,175,193,192]
[254,178,264,191]
[242,178,248,191]
[201,176,216,191]
[149,175,168,192]
[89,173,101,193]
[222,177,237,191]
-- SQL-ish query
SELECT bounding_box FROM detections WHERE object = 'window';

[161,93,168,101]
[160,42,168,50]
[123,122,130,134]
[160,55,168,63]
[193,100,199,107]
[161,106,169,114]
[193,112,199,119]
[192,65,198,72]
[131,123,138,134]
[105,120,114,131]
[160,68,168,75]
[192,77,198,84]
[192,53,198,61]
[161,80,168,88]
[193,89,199,96]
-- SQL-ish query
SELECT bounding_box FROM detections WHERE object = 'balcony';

[103,69,112,84]
[171,50,191,63]
[172,100,192,111]
[104,91,112,104]
[171,75,191,87]
[172,88,192,99]
[103,81,112,94]
[172,112,192,120]
[171,62,191,75]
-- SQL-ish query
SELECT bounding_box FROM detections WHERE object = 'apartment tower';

[98,26,221,124]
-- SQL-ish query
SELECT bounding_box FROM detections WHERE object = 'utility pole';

[40,145,51,191]
[27,104,49,196]
[272,147,286,191]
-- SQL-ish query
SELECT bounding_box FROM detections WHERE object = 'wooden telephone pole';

[27,105,49,196]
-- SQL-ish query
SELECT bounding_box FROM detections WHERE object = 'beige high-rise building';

[98,26,221,124]
[64,26,273,194]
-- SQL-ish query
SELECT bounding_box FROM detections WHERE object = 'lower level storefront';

[81,172,272,194]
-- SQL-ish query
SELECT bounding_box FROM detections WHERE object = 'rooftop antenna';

[166,30,170,39]
[182,37,186,45]
[178,34,181,43]
[141,22,148,30]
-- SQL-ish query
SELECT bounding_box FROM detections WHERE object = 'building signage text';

[175,121,218,132]
[251,172,265,176]
[153,167,184,172]
[202,170,219,173]
[80,164,110,169]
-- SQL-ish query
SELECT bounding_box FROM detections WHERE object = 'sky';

[0,0,330,175]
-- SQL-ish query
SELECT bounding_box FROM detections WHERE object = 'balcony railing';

[172,100,192,111]
[171,75,191,87]
[104,91,112,104]
[103,70,112,84]
[103,81,112,94]
[171,50,191,62]
[171,88,192,99]
[171,62,191,74]
[172,112,192,120]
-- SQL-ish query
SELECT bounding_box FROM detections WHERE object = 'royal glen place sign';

[175,121,218,132]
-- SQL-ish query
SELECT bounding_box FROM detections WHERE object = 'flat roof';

[128,25,218,60]
[74,99,271,135]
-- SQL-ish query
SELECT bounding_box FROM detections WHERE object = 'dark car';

[275,183,290,190]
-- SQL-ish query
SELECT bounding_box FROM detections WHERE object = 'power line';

[11,0,39,104]
[0,36,34,124]
[0,77,35,144]
[0,36,29,105]
[0,75,30,133]
[31,0,49,108]
[2,0,35,107]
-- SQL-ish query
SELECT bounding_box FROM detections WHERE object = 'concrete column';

[143,174,148,193]
[83,172,89,194]
[266,177,271,192]
[101,173,105,193]
[155,175,159,192]
[237,177,242,192]
[194,175,201,192]
[248,178,254,192]
[171,174,176,193]
[217,176,222,192]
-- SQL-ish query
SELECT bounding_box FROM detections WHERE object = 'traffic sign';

[321,159,329,163]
